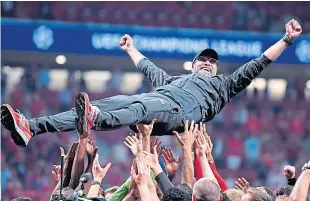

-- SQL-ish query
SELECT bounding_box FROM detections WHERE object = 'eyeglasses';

[196,56,218,64]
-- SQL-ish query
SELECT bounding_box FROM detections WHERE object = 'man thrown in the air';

[1,20,302,147]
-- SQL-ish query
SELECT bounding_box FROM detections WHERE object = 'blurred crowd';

[1,65,310,201]
[2,1,310,33]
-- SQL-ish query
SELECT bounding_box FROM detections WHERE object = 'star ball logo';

[33,25,54,50]
[295,40,310,63]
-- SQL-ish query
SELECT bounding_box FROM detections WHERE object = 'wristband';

[282,34,293,45]
[91,180,101,186]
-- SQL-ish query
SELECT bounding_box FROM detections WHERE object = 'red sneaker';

[1,104,33,147]
[75,92,97,137]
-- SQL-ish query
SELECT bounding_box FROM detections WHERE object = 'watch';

[301,162,310,171]
[91,180,101,186]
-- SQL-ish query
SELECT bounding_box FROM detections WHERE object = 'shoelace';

[16,109,27,128]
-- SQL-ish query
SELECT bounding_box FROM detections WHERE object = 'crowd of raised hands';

[24,119,309,201]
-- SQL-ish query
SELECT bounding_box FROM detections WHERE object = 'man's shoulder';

[210,74,228,82]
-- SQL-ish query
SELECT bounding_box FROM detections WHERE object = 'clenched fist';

[283,165,296,179]
[119,34,135,52]
[285,19,302,40]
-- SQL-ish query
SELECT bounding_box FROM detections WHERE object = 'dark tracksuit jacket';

[29,54,272,136]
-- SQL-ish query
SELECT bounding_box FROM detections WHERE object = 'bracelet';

[282,34,293,45]
[91,180,101,186]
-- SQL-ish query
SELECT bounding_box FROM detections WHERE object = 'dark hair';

[12,197,32,201]
[163,184,192,201]
[275,185,294,197]
[262,187,276,201]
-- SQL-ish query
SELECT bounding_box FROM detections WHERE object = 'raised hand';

[52,165,61,181]
[60,142,79,164]
[285,19,302,40]
[162,147,180,178]
[195,130,209,157]
[283,165,296,179]
[92,154,112,182]
[86,139,98,160]
[120,34,135,52]
[144,145,160,170]
[235,177,250,194]
[124,135,139,157]
[130,158,150,186]
[136,119,156,138]
[150,137,162,155]
[173,120,198,149]
[199,122,214,163]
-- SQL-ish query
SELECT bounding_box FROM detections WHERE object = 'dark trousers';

[29,92,184,136]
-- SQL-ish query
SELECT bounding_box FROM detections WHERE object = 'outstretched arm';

[289,169,310,201]
[120,34,173,87]
[69,133,88,189]
[224,19,302,100]
[174,120,197,188]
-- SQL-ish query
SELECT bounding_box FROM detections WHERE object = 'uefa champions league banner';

[1,18,310,64]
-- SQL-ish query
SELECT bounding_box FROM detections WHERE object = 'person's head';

[222,189,245,201]
[193,178,221,201]
[12,197,32,201]
[241,187,273,201]
[51,187,75,201]
[192,49,219,77]
[163,184,192,201]
[257,186,276,201]
[275,186,293,201]
[103,186,119,199]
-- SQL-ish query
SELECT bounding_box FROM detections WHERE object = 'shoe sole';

[75,93,89,135]
[1,105,28,147]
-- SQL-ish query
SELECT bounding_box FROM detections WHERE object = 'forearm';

[87,181,101,198]
[155,172,175,193]
[137,184,152,201]
[199,155,215,180]
[70,138,87,188]
[150,191,161,201]
[263,38,289,61]
[289,169,310,201]
[51,182,60,195]
[148,181,160,201]
[85,156,94,173]
[194,153,203,181]
[143,136,151,153]
[209,163,228,191]
[182,147,194,188]
[126,48,146,67]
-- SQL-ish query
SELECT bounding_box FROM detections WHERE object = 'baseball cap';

[193,48,219,63]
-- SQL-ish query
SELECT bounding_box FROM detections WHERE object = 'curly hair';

[163,184,192,201]
[275,185,294,197]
